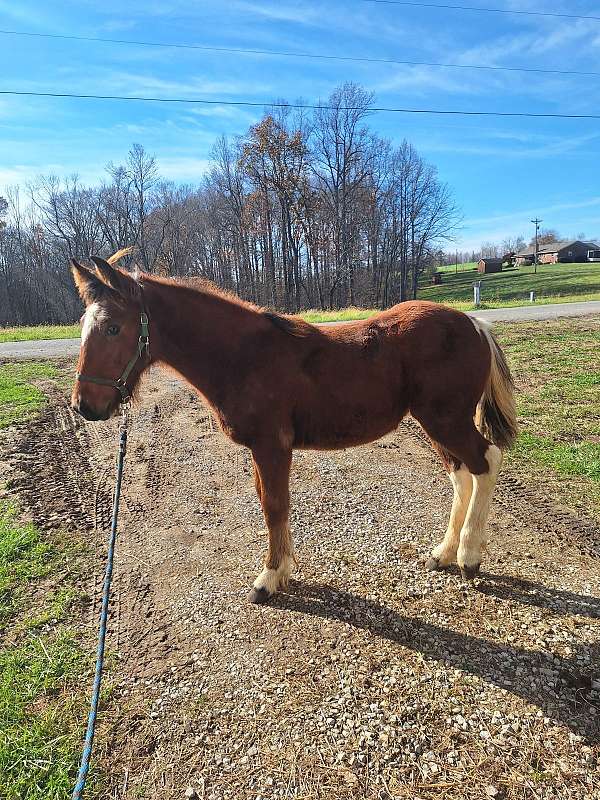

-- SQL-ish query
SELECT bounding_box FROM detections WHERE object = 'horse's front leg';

[248,443,295,604]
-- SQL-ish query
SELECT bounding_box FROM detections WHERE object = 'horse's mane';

[262,311,313,338]
[108,250,313,338]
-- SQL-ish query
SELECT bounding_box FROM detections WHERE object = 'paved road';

[1,300,599,359]
[0,337,82,360]
[467,299,600,323]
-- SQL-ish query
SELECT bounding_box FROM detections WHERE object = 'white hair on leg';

[457,444,502,579]
[253,553,296,595]
[252,521,295,598]
[427,464,472,569]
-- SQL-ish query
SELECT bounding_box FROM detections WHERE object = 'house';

[477,257,503,274]
[513,240,600,266]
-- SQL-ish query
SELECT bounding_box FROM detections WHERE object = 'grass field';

[0,362,59,428]
[497,315,600,519]
[420,261,600,306]
[299,307,377,323]
[0,362,101,798]
[0,501,98,799]
[0,325,80,343]
[436,261,478,274]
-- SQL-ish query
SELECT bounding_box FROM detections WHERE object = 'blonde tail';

[472,318,518,450]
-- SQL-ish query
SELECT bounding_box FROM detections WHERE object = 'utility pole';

[531,217,542,274]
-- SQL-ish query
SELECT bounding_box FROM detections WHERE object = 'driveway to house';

[1,299,600,360]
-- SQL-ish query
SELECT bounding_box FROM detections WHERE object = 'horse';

[70,250,517,603]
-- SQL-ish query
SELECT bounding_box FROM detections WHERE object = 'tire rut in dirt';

[5,405,108,534]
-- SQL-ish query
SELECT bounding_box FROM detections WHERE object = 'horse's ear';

[90,255,135,298]
[71,259,106,304]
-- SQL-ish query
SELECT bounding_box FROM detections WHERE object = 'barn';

[477,257,503,274]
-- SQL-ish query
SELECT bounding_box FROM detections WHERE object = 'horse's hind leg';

[248,444,295,604]
[457,443,502,579]
[415,412,501,579]
[425,457,472,571]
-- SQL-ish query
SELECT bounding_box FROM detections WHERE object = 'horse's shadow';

[478,572,600,619]
[272,575,600,742]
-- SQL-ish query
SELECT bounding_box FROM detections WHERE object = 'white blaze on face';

[81,303,108,343]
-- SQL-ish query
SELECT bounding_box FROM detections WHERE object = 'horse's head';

[70,252,150,421]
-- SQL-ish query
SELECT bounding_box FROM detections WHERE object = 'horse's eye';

[106,324,120,336]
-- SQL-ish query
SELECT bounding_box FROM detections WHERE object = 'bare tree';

[0,82,461,325]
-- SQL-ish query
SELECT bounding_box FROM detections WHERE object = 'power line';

[1,28,600,80]
[360,0,600,22]
[2,89,600,119]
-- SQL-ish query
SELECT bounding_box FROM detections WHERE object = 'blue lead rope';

[72,423,128,800]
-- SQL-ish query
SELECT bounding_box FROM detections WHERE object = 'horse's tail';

[472,318,518,450]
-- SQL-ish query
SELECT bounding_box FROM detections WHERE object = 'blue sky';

[1,0,599,251]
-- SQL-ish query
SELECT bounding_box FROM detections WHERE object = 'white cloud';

[99,18,138,33]
[154,156,212,181]
[421,131,600,159]
[0,1,62,30]
[231,1,325,25]
[0,163,104,189]
[373,65,484,97]
[454,197,600,250]
[466,197,600,228]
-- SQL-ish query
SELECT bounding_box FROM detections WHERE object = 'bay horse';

[70,250,517,603]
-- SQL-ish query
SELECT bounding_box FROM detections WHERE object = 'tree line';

[0,83,460,326]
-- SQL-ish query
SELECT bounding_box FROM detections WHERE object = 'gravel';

[3,369,599,799]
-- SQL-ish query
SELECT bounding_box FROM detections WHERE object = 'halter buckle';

[139,312,150,358]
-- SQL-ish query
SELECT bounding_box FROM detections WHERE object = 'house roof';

[515,239,600,257]
[479,257,503,264]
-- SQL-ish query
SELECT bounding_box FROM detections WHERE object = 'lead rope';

[72,404,130,800]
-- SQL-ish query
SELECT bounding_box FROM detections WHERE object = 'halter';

[76,311,150,403]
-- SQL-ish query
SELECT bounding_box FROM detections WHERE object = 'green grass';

[296,262,600,322]
[0,503,52,623]
[0,633,90,800]
[0,362,58,428]
[420,261,600,306]
[436,261,478,274]
[0,502,99,799]
[496,316,600,517]
[298,307,378,323]
[0,325,80,343]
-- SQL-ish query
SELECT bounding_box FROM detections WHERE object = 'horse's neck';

[146,280,256,403]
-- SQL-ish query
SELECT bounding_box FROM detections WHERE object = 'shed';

[477,258,503,274]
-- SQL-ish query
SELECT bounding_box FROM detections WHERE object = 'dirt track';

[4,367,600,799]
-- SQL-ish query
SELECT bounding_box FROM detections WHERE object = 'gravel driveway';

[3,369,599,799]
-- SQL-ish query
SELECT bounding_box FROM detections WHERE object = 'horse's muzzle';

[72,400,110,422]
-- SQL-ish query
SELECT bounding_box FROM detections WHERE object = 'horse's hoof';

[460,563,481,581]
[425,556,441,571]
[248,586,272,604]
